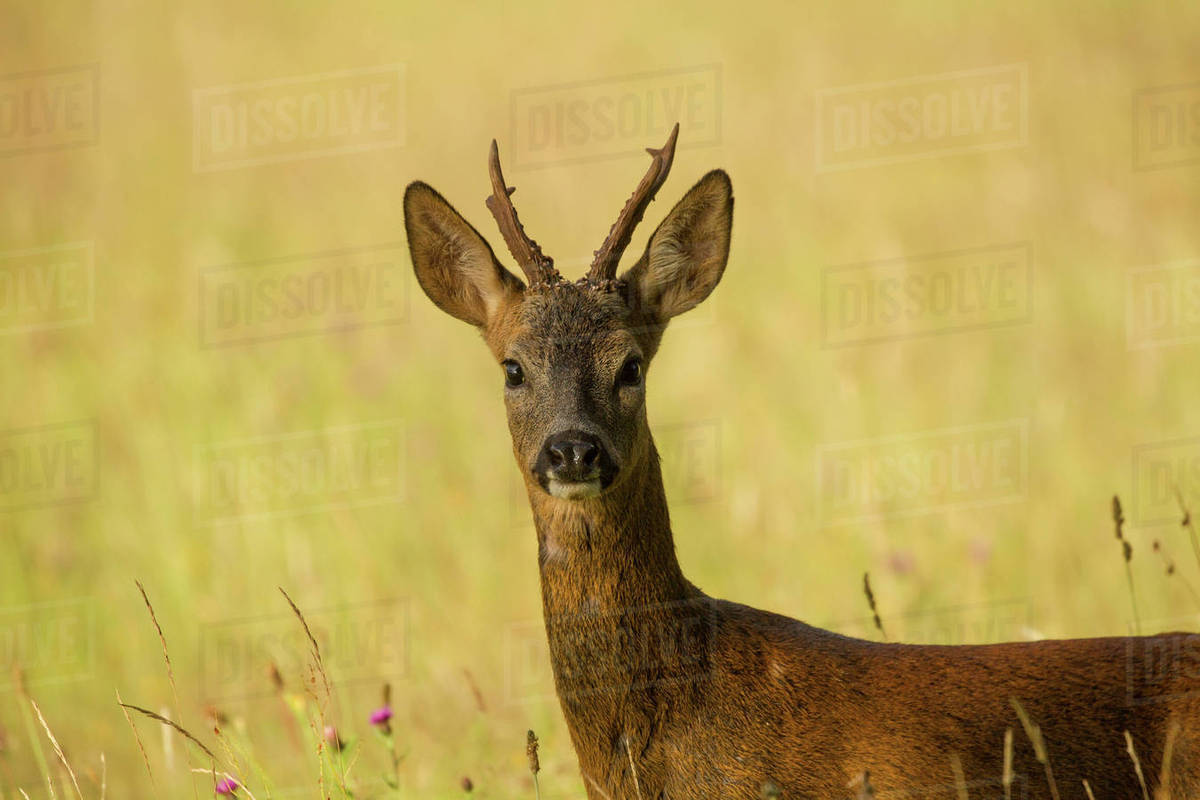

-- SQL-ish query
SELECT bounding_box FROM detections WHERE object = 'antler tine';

[587,122,680,284]
[485,140,559,286]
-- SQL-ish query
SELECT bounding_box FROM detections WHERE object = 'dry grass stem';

[276,588,348,799]
[1126,730,1151,800]
[115,690,155,788]
[623,734,644,800]
[1010,697,1060,800]
[278,587,332,699]
[1002,727,1013,800]
[14,668,56,800]
[1174,488,1200,574]
[582,771,614,800]
[118,703,217,761]
[135,581,181,712]
[465,671,489,714]
[189,768,261,800]
[862,572,887,641]
[1113,495,1141,634]
[527,729,542,800]
[855,770,876,799]
[209,722,249,799]
[1158,719,1181,800]
[1151,539,1200,610]
[950,752,968,800]
[463,668,487,713]
[29,700,82,800]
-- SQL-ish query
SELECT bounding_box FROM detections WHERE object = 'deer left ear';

[404,181,525,328]
[622,169,733,322]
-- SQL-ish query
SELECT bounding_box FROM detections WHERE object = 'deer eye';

[503,360,525,388]
[618,357,642,387]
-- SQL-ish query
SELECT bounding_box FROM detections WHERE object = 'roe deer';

[404,124,1200,799]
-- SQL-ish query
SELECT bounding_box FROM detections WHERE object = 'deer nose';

[547,438,599,471]
[541,432,604,483]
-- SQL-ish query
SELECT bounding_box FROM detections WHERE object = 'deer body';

[531,438,1200,798]
[404,127,1200,798]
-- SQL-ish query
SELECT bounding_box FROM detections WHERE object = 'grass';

[2,0,1200,796]
[115,585,409,799]
[10,584,559,798]
[4,492,1198,797]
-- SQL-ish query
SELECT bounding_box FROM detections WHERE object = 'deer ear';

[622,170,732,322]
[404,181,524,327]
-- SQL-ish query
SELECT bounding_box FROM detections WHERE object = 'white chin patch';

[547,479,602,500]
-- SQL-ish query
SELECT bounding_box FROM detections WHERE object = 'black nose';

[547,439,599,471]
[539,431,605,483]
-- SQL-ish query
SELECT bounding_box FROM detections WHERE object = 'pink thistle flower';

[370,705,393,726]
[215,777,239,795]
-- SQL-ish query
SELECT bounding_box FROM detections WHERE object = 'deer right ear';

[404,181,524,328]
[622,170,733,322]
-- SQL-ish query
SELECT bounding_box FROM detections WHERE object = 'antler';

[587,122,680,284]
[486,140,560,287]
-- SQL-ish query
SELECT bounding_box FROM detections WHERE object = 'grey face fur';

[403,169,733,501]
[501,284,650,499]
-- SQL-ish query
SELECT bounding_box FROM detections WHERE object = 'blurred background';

[2,0,1200,796]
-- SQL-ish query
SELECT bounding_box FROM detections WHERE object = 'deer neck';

[525,439,705,782]
[527,440,693,614]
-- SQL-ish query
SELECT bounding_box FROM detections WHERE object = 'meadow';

[2,0,1200,796]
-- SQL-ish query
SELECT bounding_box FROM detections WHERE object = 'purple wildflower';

[215,777,239,795]
[370,705,393,726]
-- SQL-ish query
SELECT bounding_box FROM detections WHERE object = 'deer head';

[404,125,733,502]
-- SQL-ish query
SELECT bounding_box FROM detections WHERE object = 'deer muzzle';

[535,430,617,499]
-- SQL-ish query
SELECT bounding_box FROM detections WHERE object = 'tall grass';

[2,0,1199,796]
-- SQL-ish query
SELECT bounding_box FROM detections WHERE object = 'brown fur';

[404,160,1200,799]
